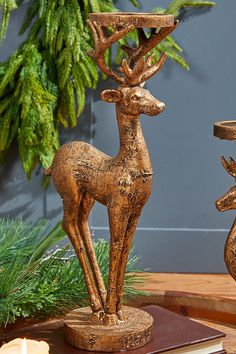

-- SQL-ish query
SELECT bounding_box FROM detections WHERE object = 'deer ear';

[101,89,123,103]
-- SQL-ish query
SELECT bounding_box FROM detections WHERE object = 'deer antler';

[118,20,179,85]
[122,21,179,67]
[119,52,167,86]
[221,156,236,178]
[87,20,134,84]
[87,19,178,87]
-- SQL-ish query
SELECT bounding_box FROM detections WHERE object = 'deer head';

[87,19,178,117]
[216,156,236,212]
[101,86,165,116]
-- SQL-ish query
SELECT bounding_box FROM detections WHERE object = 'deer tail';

[44,166,52,176]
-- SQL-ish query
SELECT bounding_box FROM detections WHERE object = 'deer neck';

[115,105,152,172]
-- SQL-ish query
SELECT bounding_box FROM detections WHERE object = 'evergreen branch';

[66,80,77,127]
[39,0,47,18]
[0,110,11,152]
[5,103,20,149]
[57,48,72,89]
[0,218,145,327]
[29,221,66,263]
[128,0,140,7]
[158,42,190,70]
[0,52,23,95]
[89,0,100,13]
[152,7,166,14]
[81,0,91,19]
[165,35,183,53]
[73,70,86,117]
[0,0,17,41]
[166,0,216,17]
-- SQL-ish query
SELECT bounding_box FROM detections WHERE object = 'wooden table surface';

[132,273,236,354]
[137,273,236,299]
[4,273,236,353]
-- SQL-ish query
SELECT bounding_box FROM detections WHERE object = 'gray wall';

[0,1,236,272]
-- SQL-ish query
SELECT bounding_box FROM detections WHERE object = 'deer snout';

[215,197,232,212]
[158,102,165,112]
[215,187,236,212]
[147,101,165,116]
[215,199,224,212]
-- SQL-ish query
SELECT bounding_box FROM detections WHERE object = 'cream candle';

[0,338,50,354]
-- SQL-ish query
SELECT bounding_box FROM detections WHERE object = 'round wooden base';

[64,306,153,352]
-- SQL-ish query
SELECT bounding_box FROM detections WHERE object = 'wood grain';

[135,273,236,300]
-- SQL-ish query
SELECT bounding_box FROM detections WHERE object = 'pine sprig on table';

[0,0,216,177]
[0,218,145,328]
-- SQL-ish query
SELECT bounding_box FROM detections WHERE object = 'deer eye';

[131,94,139,101]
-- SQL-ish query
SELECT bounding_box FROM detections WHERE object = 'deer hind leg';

[116,212,141,321]
[62,193,103,314]
[104,207,130,326]
[78,193,107,307]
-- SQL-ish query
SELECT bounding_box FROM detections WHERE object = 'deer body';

[50,127,153,210]
[49,85,164,324]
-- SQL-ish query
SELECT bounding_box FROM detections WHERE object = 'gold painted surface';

[214,120,236,284]
[215,156,236,283]
[89,12,174,28]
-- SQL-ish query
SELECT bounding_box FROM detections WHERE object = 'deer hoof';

[103,313,118,326]
[117,310,126,322]
[91,310,105,324]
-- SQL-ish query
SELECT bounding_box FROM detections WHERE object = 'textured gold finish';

[214,121,236,282]
[64,306,153,352]
[215,156,236,281]
[46,12,176,351]
[89,12,175,28]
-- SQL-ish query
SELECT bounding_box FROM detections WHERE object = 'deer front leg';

[116,212,141,321]
[62,195,103,315]
[104,207,130,326]
[78,193,107,307]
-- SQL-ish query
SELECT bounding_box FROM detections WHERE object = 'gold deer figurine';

[45,15,177,331]
[216,156,236,281]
